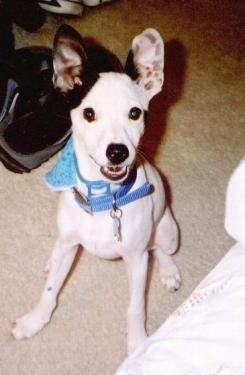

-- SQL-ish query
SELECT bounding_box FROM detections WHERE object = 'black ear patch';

[66,41,124,109]
[85,37,123,75]
[53,24,87,92]
[54,24,84,47]
[53,24,124,108]
[124,50,138,81]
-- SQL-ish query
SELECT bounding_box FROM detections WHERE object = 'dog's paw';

[12,307,49,340]
[161,263,181,293]
[155,250,182,292]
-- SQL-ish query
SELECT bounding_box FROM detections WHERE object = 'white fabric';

[225,157,245,246]
[116,157,245,375]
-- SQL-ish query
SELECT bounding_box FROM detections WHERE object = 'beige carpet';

[1,1,244,374]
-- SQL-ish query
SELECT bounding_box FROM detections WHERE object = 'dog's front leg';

[124,250,148,354]
[12,238,78,340]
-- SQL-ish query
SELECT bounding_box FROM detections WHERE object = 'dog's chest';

[59,190,154,259]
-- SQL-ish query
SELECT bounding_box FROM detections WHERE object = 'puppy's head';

[53,25,164,183]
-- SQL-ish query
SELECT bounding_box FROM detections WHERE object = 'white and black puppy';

[12,25,181,353]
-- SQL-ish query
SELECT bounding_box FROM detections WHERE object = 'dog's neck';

[45,136,153,215]
[74,151,136,196]
[72,151,153,215]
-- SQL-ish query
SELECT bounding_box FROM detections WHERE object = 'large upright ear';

[53,24,87,93]
[125,28,164,102]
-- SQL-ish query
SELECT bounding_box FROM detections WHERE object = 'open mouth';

[100,166,128,181]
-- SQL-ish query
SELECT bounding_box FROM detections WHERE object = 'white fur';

[12,28,181,354]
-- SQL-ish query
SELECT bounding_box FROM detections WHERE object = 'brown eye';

[83,107,95,122]
[129,107,142,121]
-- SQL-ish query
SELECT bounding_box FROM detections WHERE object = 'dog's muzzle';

[106,143,129,164]
[100,143,130,181]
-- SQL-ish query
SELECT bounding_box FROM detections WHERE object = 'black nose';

[106,143,129,164]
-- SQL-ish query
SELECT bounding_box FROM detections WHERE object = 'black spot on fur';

[124,49,139,81]
[64,39,124,109]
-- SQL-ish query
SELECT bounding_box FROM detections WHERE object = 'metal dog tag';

[110,208,122,242]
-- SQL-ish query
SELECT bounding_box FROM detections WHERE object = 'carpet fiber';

[1,1,244,374]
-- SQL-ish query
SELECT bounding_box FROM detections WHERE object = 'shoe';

[82,0,113,6]
[38,0,83,15]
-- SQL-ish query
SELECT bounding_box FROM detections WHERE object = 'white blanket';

[116,158,245,375]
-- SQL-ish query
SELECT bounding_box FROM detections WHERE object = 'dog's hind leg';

[153,207,181,292]
[12,238,78,340]
[124,251,149,354]
[155,206,179,255]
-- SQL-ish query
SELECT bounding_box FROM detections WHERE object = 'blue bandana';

[45,137,153,213]
[45,137,77,190]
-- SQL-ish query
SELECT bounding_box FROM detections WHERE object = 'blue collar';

[73,165,153,214]
[45,137,153,214]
